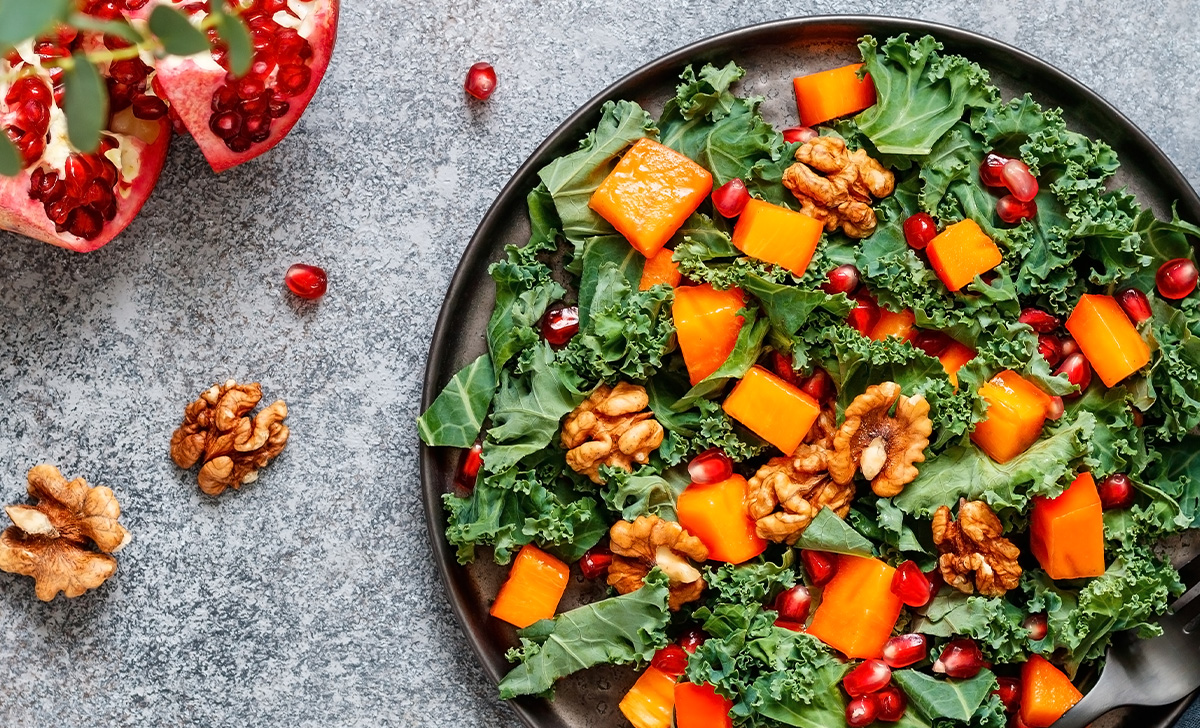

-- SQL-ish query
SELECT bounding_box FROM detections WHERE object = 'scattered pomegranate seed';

[996,677,1022,715]
[996,195,1037,223]
[844,659,892,697]
[1018,308,1060,333]
[285,263,328,299]
[455,439,484,492]
[541,305,579,347]
[1045,395,1065,421]
[1157,258,1199,300]
[876,685,908,722]
[773,584,812,624]
[822,264,861,296]
[980,153,1011,187]
[890,561,933,608]
[1001,159,1038,202]
[1037,335,1063,368]
[1059,337,1080,358]
[579,546,613,579]
[882,633,929,668]
[774,618,805,632]
[933,638,987,679]
[1023,612,1048,641]
[1098,473,1136,510]
[847,291,880,336]
[688,448,733,484]
[1115,287,1153,324]
[712,178,750,218]
[1054,353,1092,396]
[678,628,707,653]
[464,62,497,100]
[769,351,800,385]
[846,694,881,728]
[801,550,838,586]
[782,126,818,145]
[912,330,952,358]
[651,644,689,678]
[903,212,938,250]
[799,368,834,403]
[925,567,944,601]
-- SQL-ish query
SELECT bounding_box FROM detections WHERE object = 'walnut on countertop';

[608,515,708,610]
[932,499,1022,597]
[782,135,895,238]
[747,443,854,545]
[827,382,932,497]
[0,465,131,601]
[561,382,664,484]
[170,380,289,496]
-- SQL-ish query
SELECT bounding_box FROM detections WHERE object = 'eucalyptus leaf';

[62,53,107,153]
[214,11,253,76]
[791,507,875,557]
[0,0,72,48]
[67,13,145,44]
[149,5,210,56]
[417,354,497,448]
[892,669,997,723]
[0,132,19,177]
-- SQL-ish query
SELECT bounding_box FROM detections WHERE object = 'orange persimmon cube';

[673,284,746,385]
[1020,655,1083,728]
[675,682,733,728]
[722,365,821,455]
[1030,472,1106,580]
[639,248,681,290]
[938,340,976,389]
[589,138,713,258]
[489,544,570,629]
[971,370,1052,463]
[1065,293,1151,387]
[620,666,677,728]
[731,198,824,277]
[869,308,915,342]
[807,555,903,659]
[926,219,1003,292]
[676,474,767,564]
[793,63,877,127]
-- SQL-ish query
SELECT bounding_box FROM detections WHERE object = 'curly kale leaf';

[649,373,766,465]
[704,551,797,609]
[851,495,934,568]
[1138,298,1200,440]
[911,591,1030,663]
[599,465,689,521]
[672,213,790,289]
[792,507,875,557]
[418,353,497,448]
[893,669,998,725]
[1145,434,1200,529]
[486,222,565,372]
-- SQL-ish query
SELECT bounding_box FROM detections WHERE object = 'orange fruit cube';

[807,555,903,659]
[722,365,821,455]
[971,370,1052,463]
[672,284,746,385]
[731,198,824,277]
[926,219,1003,292]
[793,64,877,127]
[1064,293,1151,387]
[1030,472,1106,580]
[489,544,570,629]
[639,248,681,290]
[676,475,767,564]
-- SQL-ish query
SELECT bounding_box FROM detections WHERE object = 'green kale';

[417,353,497,448]
[892,670,998,724]
[851,495,933,567]
[649,375,766,465]
[704,551,797,609]
[911,591,1029,663]
[1138,298,1200,440]
[792,507,875,557]
[599,465,689,521]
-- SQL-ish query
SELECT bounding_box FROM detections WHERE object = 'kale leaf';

[417,353,496,448]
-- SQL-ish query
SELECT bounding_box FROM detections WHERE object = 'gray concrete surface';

[1,1,1198,726]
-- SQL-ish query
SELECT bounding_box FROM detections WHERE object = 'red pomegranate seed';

[773,584,812,624]
[1045,395,1065,421]
[712,178,750,218]
[1098,473,1135,510]
[799,368,834,403]
[541,305,579,348]
[911,330,951,358]
[1157,258,1199,300]
[844,659,892,696]
[284,263,328,299]
[997,195,1037,223]
[1059,337,1080,358]
[769,351,799,385]
[277,64,312,97]
[876,685,907,722]
[1115,288,1153,324]
[996,677,1022,715]
[801,550,838,586]
[1054,353,1092,396]
[782,126,818,145]
[846,695,880,728]
[890,561,933,608]
[1001,159,1039,202]
[903,212,938,250]
[933,638,987,679]
[980,153,1011,187]
[678,629,707,653]
[688,448,733,484]
[774,618,804,632]
[132,95,168,120]
[1023,612,1049,641]
[464,62,498,100]
[822,264,860,296]
[1037,334,1063,368]
[1018,308,1060,333]
[847,291,880,336]
[579,546,613,579]
[66,207,103,239]
[925,567,943,602]
[650,644,689,678]
[455,439,484,491]
[882,633,929,668]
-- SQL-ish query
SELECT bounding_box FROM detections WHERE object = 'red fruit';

[903,212,938,250]
[1037,335,1063,368]
[284,263,328,299]
[1054,353,1092,396]
[882,633,929,668]
[996,677,1021,714]
[1059,337,1080,358]
[769,351,800,385]
[912,330,952,358]
[782,126,818,145]
[773,584,812,624]
[843,659,891,697]
[712,178,750,218]
[1018,308,1060,333]
[154,0,340,172]
[822,264,861,296]
[846,695,880,728]
[1157,258,1199,300]
[933,638,987,679]
[579,546,613,579]
[890,561,933,608]
[1001,159,1039,202]
[688,448,733,484]
[678,628,707,653]
[876,685,907,722]
[1098,473,1136,510]
[650,644,689,678]
[1023,612,1048,641]
[801,550,838,586]
[774,618,804,632]
[1115,288,1153,324]
[455,439,484,491]
[847,291,880,336]
[1045,395,1065,421]
[980,153,1011,187]
[799,368,834,403]
[541,305,579,347]
[997,195,1037,223]
[464,61,498,100]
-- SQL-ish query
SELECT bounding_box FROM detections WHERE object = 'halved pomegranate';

[154,0,340,172]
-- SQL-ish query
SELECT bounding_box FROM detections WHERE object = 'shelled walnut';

[170,380,289,496]
[561,382,664,483]
[782,135,895,238]
[932,500,1022,597]
[747,443,854,544]
[828,382,932,497]
[0,465,131,601]
[608,515,708,610]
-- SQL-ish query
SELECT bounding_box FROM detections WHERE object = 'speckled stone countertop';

[1,1,1198,726]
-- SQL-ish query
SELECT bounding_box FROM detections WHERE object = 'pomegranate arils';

[822,264,861,296]
[890,560,933,608]
[541,305,580,348]
[1018,308,1060,333]
[284,263,328,299]
[455,439,484,492]
[876,686,907,722]
[912,330,952,358]
[1098,473,1136,510]
[773,584,812,624]
[712,178,750,218]
[843,659,891,697]
[650,644,689,678]
[132,95,169,120]
[678,628,707,653]
[1115,287,1153,324]
[846,695,880,728]
[933,638,987,679]
[465,62,498,100]
[689,448,733,484]
[980,153,1011,187]
[847,291,880,336]
[1001,159,1039,202]
[1054,353,1092,396]
[801,550,838,586]
[996,677,1022,714]
[769,351,800,385]
[882,633,928,668]
[579,546,613,579]
[1023,612,1049,641]
[782,126,818,145]
[1037,335,1063,368]
[1045,395,1065,421]
[1156,258,1199,300]
[997,195,1037,223]
[800,368,834,403]
[1059,337,1080,358]
[903,212,938,250]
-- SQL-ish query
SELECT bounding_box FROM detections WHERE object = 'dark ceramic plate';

[420,15,1200,728]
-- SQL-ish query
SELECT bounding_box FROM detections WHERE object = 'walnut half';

[782,136,895,238]
[747,443,854,544]
[932,500,1022,597]
[561,382,664,484]
[828,382,932,497]
[0,465,131,601]
[608,515,708,610]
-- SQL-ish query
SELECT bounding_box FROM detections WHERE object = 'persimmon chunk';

[675,682,733,728]
[869,308,915,342]
[489,544,570,628]
[673,284,746,385]
[731,198,824,277]
[793,63,877,127]
[639,248,681,290]
[1020,655,1083,728]
[676,474,767,564]
[939,341,976,389]
[1064,293,1151,387]
[1030,472,1106,580]
[589,138,713,258]
[620,666,676,728]
[926,219,1003,292]
[722,365,821,455]
[807,555,903,658]
[971,370,1051,463]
